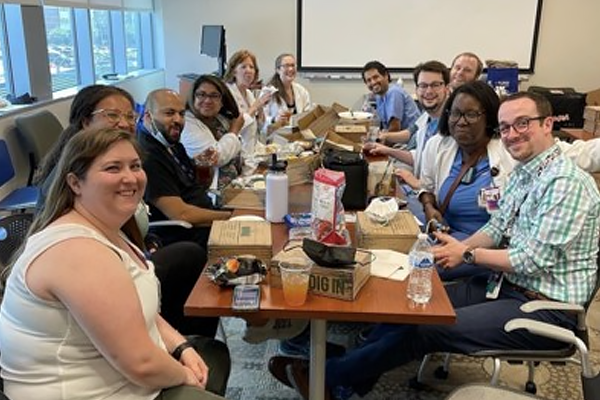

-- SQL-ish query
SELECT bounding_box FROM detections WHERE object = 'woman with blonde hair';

[223,50,272,167]
[0,128,226,400]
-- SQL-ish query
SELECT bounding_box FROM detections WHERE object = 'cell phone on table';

[232,284,261,312]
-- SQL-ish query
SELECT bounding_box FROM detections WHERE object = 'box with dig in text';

[270,243,371,301]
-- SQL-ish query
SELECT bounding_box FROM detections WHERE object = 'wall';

[159,0,600,106]
[0,70,165,200]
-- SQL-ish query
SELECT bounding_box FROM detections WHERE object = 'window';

[90,9,113,79]
[44,7,79,92]
[0,5,10,97]
[124,11,141,72]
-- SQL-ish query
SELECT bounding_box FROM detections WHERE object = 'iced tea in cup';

[279,258,312,306]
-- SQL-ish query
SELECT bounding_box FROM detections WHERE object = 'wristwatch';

[462,248,476,264]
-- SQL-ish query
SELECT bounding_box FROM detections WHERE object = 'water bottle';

[407,233,434,304]
[265,154,288,223]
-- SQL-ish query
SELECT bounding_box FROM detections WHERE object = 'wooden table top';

[185,183,456,326]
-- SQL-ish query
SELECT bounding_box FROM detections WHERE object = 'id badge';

[486,272,504,299]
[479,186,501,213]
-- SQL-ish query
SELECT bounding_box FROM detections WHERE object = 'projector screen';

[297,0,543,73]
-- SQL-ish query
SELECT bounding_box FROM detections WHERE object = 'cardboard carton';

[207,220,272,264]
[320,131,363,154]
[334,124,368,143]
[355,211,420,253]
[222,186,265,210]
[587,89,600,106]
[270,243,371,301]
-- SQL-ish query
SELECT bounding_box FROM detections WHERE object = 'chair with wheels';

[0,213,34,267]
[414,251,600,395]
[445,315,600,400]
[15,110,64,186]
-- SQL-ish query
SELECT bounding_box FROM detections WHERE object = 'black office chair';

[413,249,600,395]
[0,213,34,267]
[15,110,64,186]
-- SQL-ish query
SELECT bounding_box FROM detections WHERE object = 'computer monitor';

[200,25,225,58]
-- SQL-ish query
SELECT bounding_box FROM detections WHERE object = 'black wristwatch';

[462,248,476,265]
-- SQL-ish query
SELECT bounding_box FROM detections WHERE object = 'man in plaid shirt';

[269,91,600,400]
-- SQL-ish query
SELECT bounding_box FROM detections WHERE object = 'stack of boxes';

[583,106,600,137]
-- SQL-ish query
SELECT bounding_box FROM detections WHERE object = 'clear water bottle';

[407,233,434,304]
[265,154,288,223]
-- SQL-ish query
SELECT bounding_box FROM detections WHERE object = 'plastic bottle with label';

[407,233,434,304]
[265,154,288,223]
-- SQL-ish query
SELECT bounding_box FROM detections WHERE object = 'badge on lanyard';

[479,186,501,213]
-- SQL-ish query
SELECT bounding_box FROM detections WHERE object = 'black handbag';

[322,148,368,210]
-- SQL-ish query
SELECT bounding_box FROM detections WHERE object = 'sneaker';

[243,319,309,344]
[279,337,346,359]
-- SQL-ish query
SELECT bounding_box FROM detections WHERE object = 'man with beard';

[362,60,420,132]
[269,91,600,400]
[364,60,450,189]
[138,89,232,248]
[449,52,483,91]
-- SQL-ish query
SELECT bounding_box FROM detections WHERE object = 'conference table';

[184,184,456,400]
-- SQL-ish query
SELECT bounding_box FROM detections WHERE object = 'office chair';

[0,213,34,267]
[0,140,39,212]
[444,316,600,400]
[15,110,64,186]
[413,250,600,395]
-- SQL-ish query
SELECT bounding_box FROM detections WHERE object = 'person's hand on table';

[423,202,444,227]
[431,232,468,269]
[363,142,390,156]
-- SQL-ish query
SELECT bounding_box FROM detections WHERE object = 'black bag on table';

[527,86,586,130]
[322,148,368,210]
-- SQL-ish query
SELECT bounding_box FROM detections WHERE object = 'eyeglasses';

[448,109,485,124]
[279,63,296,69]
[416,81,445,91]
[496,116,547,136]
[194,91,222,101]
[92,109,138,125]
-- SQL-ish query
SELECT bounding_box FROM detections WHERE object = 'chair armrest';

[505,318,576,344]
[520,300,584,314]
[149,220,193,229]
[505,318,593,377]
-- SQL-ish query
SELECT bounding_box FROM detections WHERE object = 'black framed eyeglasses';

[495,116,547,136]
[416,81,445,91]
[194,91,222,101]
[448,109,485,124]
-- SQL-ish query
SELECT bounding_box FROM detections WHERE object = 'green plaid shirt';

[481,144,600,305]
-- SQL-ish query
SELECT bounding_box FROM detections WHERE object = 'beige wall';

[159,0,600,106]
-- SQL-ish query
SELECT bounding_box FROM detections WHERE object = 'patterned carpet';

[218,312,600,400]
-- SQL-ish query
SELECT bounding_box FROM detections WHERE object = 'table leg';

[309,319,327,400]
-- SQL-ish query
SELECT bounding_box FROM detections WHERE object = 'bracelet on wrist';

[170,341,194,361]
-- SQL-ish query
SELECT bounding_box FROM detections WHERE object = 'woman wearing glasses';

[419,81,600,279]
[180,74,244,189]
[262,53,313,136]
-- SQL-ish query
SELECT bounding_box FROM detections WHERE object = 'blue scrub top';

[438,149,492,238]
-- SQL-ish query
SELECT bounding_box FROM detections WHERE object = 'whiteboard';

[297,0,543,73]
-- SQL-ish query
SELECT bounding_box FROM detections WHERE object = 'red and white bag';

[310,168,350,245]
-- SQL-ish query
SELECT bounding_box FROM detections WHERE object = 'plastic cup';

[279,258,312,306]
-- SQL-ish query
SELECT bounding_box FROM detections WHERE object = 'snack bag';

[310,168,349,245]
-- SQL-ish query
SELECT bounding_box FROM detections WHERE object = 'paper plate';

[338,111,373,121]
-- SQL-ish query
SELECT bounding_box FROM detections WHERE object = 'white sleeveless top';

[0,224,164,400]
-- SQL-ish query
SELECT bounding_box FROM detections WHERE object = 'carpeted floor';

[218,307,600,400]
